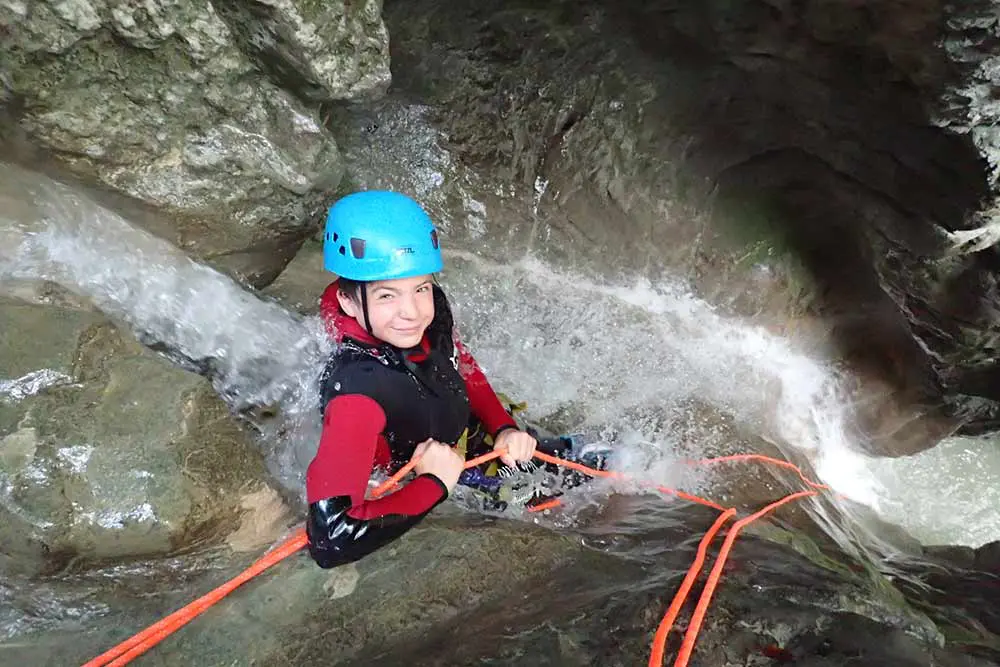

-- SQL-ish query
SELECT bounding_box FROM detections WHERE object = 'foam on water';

[865,435,1000,548]
[0,162,332,492]
[0,163,330,414]
[2,162,997,552]
[444,252,885,498]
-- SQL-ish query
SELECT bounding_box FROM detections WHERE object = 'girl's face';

[337,274,435,349]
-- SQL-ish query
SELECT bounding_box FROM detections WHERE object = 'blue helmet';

[323,190,443,281]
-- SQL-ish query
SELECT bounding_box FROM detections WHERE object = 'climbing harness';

[82,448,831,667]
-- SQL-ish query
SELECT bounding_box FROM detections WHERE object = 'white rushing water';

[864,435,1000,548]
[0,163,330,412]
[2,161,998,551]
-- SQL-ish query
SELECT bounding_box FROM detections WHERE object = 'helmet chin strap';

[359,284,374,335]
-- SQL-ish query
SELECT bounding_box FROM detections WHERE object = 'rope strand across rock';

[82,447,831,667]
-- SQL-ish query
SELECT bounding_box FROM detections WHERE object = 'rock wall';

[356,0,1000,437]
[0,0,390,285]
[4,0,1000,437]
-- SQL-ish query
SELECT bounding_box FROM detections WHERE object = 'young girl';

[305,190,541,568]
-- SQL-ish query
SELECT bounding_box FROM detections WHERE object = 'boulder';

[0,0,392,285]
[0,298,276,575]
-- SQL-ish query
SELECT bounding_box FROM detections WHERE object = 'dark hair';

[337,278,367,301]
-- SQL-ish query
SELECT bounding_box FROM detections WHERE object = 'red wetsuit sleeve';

[455,339,518,436]
[306,394,446,513]
[305,394,448,567]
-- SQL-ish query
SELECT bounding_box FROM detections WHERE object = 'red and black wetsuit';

[305,280,518,568]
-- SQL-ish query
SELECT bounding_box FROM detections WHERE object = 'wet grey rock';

[0,515,594,665]
[0,299,275,576]
[348,0,1000,440]
[0,0,390,286]
[316,516,999,667]
[1,2,999,665]
[260,238,329,315]
[777,613,995,667]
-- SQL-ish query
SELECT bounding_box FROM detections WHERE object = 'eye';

[376,292,394,301]
[416,285,430,293]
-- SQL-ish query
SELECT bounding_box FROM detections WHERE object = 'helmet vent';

[430,229,439,249]
[332,232,339,242]
[338,245,346,256]
[350,237,366,259]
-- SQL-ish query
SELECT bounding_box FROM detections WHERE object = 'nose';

[397,293,418,320]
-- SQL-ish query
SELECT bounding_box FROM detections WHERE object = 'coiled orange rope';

[82,448,829,667]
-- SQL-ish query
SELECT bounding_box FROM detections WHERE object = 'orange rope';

[532,451,728,511]
[647,508,736,667]
[80,529,308,667]
[672,490,819,667]
[82,447,830,667]
[692,453,831,492]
